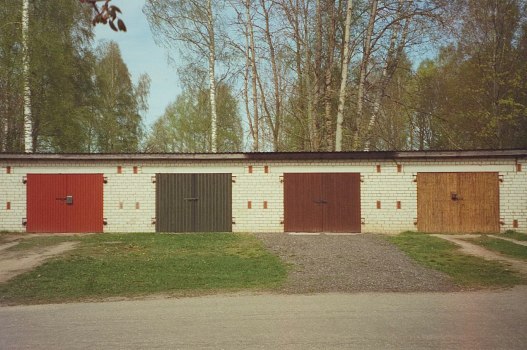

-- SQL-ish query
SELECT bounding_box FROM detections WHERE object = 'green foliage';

[410,1,527,150]
[146,83,243,152]
[0,0,24,151]
[92,40,146,152]
[0,233,286,304]
[0,2,145,153]
[385,232,527,287]
[28,0,96,152]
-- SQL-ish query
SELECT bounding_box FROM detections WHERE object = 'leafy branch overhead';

[79,0,126,32]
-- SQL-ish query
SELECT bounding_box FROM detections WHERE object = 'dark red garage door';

[27,174,103,233]
[284,173,361,233]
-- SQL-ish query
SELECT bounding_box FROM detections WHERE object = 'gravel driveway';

[253,232,461,293]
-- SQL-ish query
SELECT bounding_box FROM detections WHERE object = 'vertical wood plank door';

[27,174,66,233]
[156,174,194,232]
[284,173,361,233]
[323,173,361,233]
[65,174,104,233]
[156,173,232,232]
[195,173,232,232]
[284,173,324,232]
[27,174,103,233]
[417,173,499,233]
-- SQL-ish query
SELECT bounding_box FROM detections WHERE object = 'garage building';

[0,150,525,234]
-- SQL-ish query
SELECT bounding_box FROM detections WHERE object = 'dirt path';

[431,234,527,275]
[489,235,527,247]
[0,242,79,283]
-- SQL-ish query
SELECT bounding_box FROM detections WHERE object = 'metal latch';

[56,196,73,204]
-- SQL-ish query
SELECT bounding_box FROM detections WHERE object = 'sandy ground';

[0,241,79,283]
[431,234,527,274]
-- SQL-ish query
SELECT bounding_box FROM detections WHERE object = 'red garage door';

[27,174,103,233]
[284,173,361,233]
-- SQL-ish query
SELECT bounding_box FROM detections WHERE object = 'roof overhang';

[0,149,526,161]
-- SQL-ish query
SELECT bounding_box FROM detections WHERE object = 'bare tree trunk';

[22,0,32,152]
[335,0,354,151]
[278,0,307,149]
[301,1,316,151]
[310,0,322,151]
[324,0,336,151]
[352,0,377,151]
[261,0,281,151]
[363,0,410,151]
[243,31,256,148]
[491,0,501,148]
[207,0,218,153]
[246,0,259,151]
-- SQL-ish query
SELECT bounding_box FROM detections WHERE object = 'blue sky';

[93,0,181,127]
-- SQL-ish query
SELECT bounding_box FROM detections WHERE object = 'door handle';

[56,196,73,204]
[314,200,327,204]
[184,198,199,201]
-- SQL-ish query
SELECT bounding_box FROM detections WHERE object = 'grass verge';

[493,230,527,241]
[0,232,286,305]
[384,232,527,287]
[466,236,527,260]
[4,235,78,251]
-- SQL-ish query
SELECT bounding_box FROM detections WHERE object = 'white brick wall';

[1,157,526,234]
[0,168,26,232]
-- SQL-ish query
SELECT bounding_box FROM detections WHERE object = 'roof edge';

[0,149,526,161]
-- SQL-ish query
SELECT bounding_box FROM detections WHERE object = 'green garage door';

[156,173,232,232]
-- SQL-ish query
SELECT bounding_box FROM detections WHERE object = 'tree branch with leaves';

[79,0,126,32]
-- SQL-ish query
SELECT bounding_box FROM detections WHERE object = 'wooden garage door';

[27,174,104,233]
[156,173,232,232]
[417,172,499,233]
[284,173,361,233]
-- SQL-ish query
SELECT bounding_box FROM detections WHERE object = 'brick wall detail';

[0,158,525,234]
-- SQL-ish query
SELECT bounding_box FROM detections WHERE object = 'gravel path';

[254,232,461,293]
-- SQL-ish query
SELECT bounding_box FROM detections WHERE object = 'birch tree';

[335,0,354,151]
[22,0,32,152]
[144,0,225,152]
[363,0,411,151]
[352,0,378,151]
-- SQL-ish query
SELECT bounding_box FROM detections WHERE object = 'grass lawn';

[493,230,527,241]
[385,232,527,287]
[466,236,527,260]
[0,232,286,305]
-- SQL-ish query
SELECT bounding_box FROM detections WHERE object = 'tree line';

[2,0,526,153]
[0,0,148,152]
[145,0,527,152]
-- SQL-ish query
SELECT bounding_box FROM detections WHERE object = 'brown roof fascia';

[0,149,526,161]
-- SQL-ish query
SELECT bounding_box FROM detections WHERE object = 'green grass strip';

[0,233,286,305]
[493,230,527,241]
[467,236,527,260]
[385,232,527,287]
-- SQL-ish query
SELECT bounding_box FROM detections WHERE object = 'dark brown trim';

[0,149,526,161]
